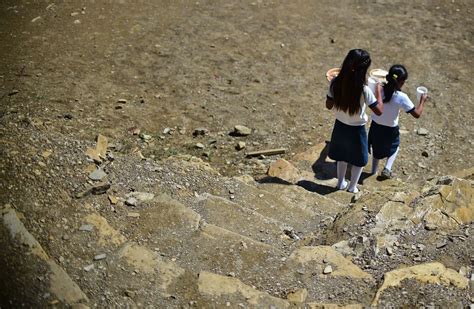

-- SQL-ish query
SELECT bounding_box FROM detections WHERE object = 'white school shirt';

[371,90,415,127]
[327,81,377,126]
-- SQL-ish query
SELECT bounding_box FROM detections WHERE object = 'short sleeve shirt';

[371,90,415,127]
[327,80,377,126]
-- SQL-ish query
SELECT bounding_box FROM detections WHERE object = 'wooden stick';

[246,148,286,157]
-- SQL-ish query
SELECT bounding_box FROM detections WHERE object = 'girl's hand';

[421,93,428,103]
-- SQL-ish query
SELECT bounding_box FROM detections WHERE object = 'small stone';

[62,235,70,240]
[126,192,155,202]
[9,89,19,96]
[108,195,118,205]
[421,151,429,157]
[436,175,455,185]
[227,272,236,277]
[287,288,308,303]
[425,223,437,231]
[195,143,205,149]
[83,264,95,272]
[31,16,42,23]
[193,128,208,136]
[323,265,333,274]
[351,191,362,202]
[236,141,246,150]
[459,266,469,277]
[91,182,110,195]
[163,128,171,134]
[117,99,127,104]
[88,168,107,181]
[94,253,107,261]
[125,197,138,206]
[233,125,252,136]
[139,133,152,141]
[417,128,429,136]
[124,290,136,298]
[73,19,81,24]
[386,247,394,256]
[70,12,79,16]
[127,212,140,218]
[79,224,94,232]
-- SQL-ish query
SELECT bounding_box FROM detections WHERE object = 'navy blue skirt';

[328,119,368,167]
[368,121,400,159]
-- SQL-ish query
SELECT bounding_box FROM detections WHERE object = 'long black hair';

[383,64,408,103]
[332,49,372,116]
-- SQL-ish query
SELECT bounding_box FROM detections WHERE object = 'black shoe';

[379,168,392,180]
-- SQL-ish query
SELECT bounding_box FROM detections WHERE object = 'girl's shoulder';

[392,90,410,102]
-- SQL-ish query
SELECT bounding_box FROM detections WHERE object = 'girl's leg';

[384,147,400,171]
[348,165,364,193]
[371,157,379,174]
[336,161,348,190]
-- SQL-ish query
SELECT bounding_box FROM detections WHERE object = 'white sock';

[348,165,363,193]
[336,161,348,189]
[384,147,400,171]
[371,157,379,174]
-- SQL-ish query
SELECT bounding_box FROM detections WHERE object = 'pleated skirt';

[368,120,400,159]
[328,119,368,167]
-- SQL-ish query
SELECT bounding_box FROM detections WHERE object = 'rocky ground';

[0,0,473,308]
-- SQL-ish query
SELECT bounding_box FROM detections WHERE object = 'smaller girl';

[368,64,428,179]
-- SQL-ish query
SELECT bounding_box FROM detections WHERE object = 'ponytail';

[383,64,408,103]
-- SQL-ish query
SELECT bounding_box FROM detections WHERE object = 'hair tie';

[392,73,398,80]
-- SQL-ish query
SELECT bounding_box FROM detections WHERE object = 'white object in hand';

[416,86,428,103]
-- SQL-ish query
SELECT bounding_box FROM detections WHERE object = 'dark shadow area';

[257,176,293,186]
[359,171,374,184]
[311,141,337,180]
[296,180,338,195]
[257,177,338,196]
[376,175,390,182]
[0,225,52,308]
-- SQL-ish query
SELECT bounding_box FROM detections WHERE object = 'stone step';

[117,194,287,287]
[257,182,346,219]
[222,177,324,237]
[193,193,294,250]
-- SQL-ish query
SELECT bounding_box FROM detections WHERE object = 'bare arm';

[326,97,334,110]
[369,83,384,116]
[410,94,427,118]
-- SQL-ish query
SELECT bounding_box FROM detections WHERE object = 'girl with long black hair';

[368,64,428,179]
[326,49,383,193]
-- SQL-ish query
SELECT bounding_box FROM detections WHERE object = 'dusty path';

[1,0,473,180]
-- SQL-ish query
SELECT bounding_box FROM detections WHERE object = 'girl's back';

[371,90,414,127]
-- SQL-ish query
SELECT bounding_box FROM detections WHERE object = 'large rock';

[372,262,469,305]
[233,125,252,136]
[267,159,300,183]
[2,204,89,305]
[410,178,473,230]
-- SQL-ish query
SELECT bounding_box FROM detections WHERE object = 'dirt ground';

[1,0,473,180]
[0,0,473,307]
